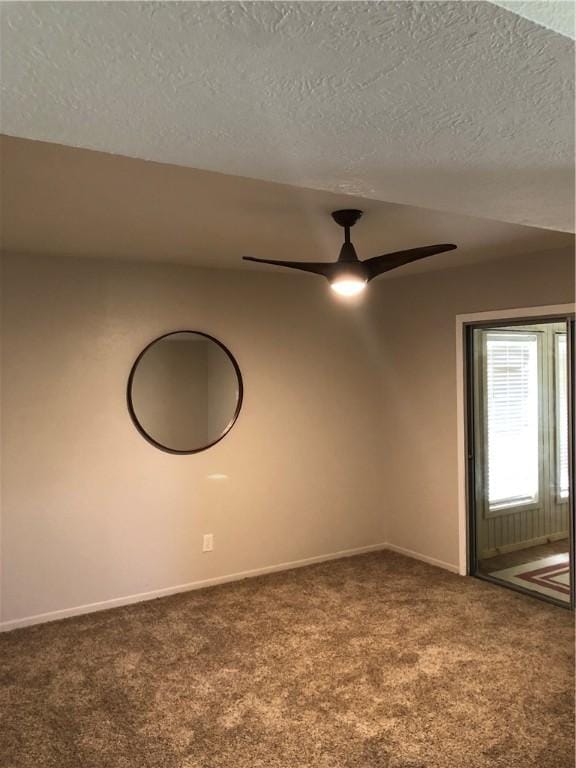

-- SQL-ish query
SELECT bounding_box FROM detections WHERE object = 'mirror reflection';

[470,320,571,605]
[128,332,242,453]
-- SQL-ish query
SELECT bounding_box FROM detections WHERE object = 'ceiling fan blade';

[243,256,335,278]
[363,244,457,279]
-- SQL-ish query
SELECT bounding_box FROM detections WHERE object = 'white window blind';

[485,332,539,509]
[556,334,569,499]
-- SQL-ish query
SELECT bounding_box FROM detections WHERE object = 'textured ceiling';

[1,1,574,233]
[2,136,572,276]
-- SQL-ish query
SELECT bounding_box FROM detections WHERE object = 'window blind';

[485,333,539,508]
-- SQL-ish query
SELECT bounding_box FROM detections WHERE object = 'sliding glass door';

[467,316,574,607]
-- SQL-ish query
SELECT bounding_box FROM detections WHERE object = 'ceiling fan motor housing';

[331,260,369,283]
[337,241,360,262]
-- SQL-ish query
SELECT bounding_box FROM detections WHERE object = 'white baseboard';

[384,543,460,574]
[0,541,388,632]
[0,541,462,632]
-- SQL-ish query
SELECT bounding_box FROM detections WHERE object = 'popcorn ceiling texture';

[1,1,574,232]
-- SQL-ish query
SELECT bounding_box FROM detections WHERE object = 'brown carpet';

[0,551,574,768]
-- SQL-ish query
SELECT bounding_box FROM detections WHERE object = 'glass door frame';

[464,313,575,610]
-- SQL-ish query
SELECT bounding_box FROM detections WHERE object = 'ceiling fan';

[243,209,457,296]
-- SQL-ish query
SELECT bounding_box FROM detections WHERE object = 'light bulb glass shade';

[330,277,367,297]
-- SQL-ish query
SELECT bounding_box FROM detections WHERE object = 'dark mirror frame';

[127,330,244,455]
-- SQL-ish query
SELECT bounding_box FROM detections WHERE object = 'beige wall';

[0,246,573,626]
[0,253,384,624]
[369,247,575,570]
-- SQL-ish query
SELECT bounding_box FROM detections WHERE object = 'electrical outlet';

[202,533,214,552]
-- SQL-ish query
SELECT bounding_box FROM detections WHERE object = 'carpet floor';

[0,551,574,768]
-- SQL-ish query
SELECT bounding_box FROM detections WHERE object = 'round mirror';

[127,331,243,454]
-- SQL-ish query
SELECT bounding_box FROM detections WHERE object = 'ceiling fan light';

[330,277,367,297]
